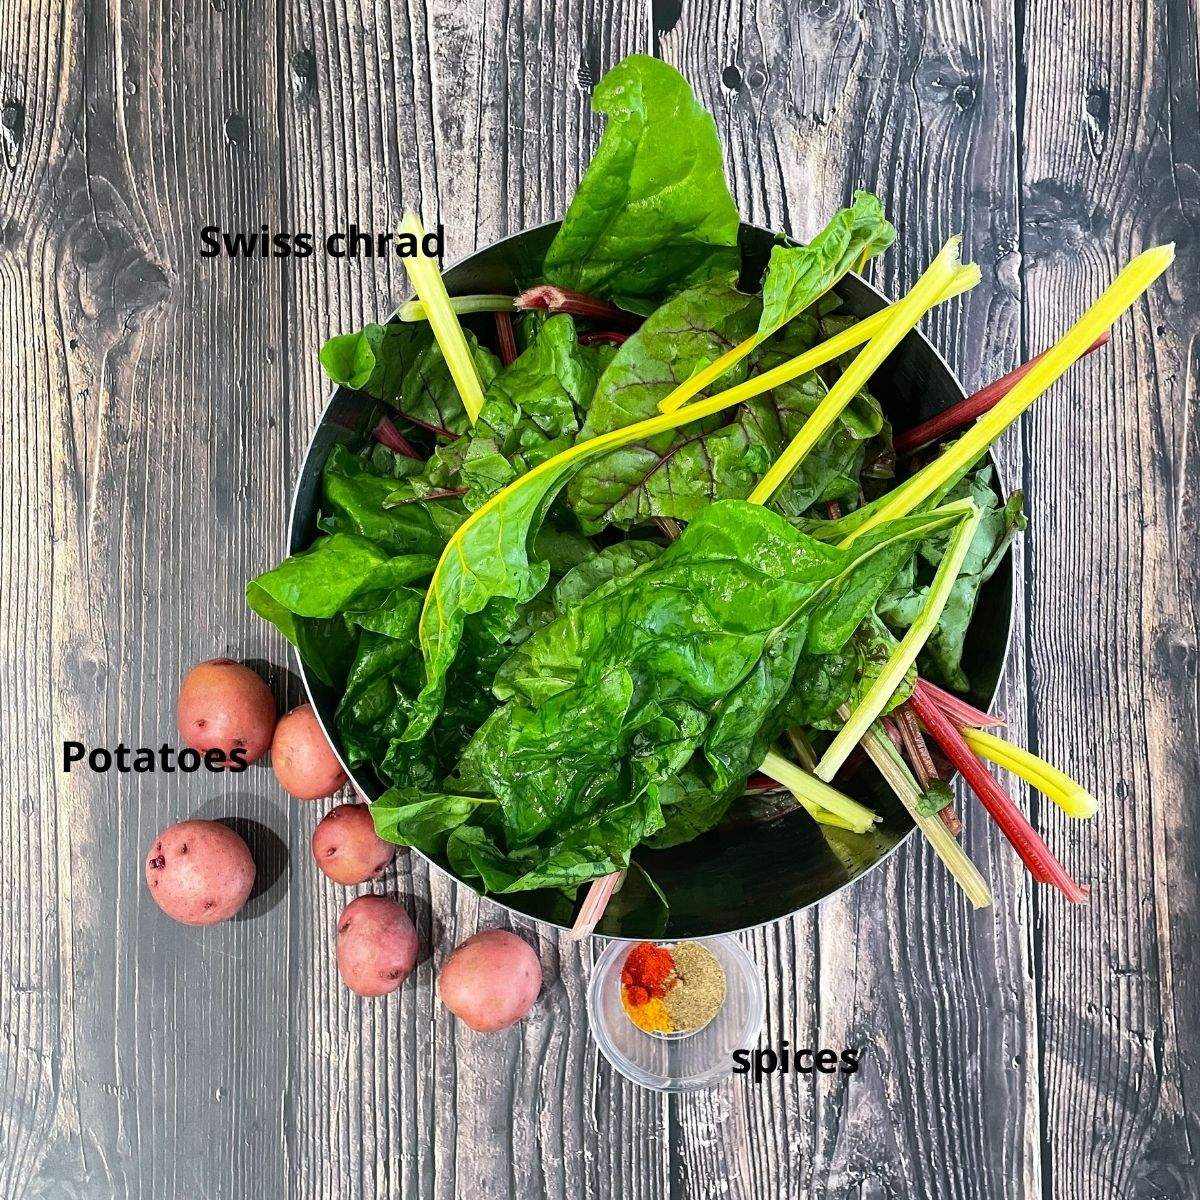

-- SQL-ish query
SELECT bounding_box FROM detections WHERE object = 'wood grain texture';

[1018,0,1200,1196]
[0,0,1195,1197]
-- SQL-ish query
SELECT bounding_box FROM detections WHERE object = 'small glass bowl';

[586,935,764,1092]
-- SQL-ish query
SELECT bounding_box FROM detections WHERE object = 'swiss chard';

[542,56,741,312]
[567,286,887,530]
[402,362,816,744]
[319,322,499,436]
[877,466,1025,690]
[245,534,435,687]
[658,191,896,415]
[436,501,975,892]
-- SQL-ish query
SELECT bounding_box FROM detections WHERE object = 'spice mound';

[620,940,727,1035]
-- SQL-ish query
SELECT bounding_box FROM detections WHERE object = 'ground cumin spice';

[663,941,725,1033]
[619,940,726,1035]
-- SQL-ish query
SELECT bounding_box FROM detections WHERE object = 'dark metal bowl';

[290,222,1013,939]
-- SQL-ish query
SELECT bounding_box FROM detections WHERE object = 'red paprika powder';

[620,941,678,1030]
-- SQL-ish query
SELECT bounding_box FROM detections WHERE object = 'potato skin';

[437,930,542,1033]
[311,804,396,885]
[336,896,418,996]
[145,820,256,925]
[271,704,347,801]
[177,659,276,766]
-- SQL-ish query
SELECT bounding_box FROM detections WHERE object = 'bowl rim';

[288,218,1015,940]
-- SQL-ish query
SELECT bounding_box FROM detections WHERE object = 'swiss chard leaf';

[551,540,663,613]
[542,55,741,312]
[433,501,963,893]
[476,314,599,446]
[643,765,740,850]
[247,534,435,621]
[384,316,605,514]
[371,787,494,859]
[320,445,462,557]
[877,467,1025,689]
[567,292,890,531]
[335,596,515,790]
[455,667,700,851]
[566,276,761,529]
[757,191,896,338]
[788,614,915,732]
[445,787,666,894]
[319,322,499,435]
[246,536,434,687]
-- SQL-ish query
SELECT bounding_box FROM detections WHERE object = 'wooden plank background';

[0,0,1196,1196]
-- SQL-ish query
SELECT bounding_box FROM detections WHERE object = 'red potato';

[311,803,395,885]
[336,895,418,997]
[145,819,256,925]
[178,659,276,765]
[437,930,542,1033]
[271,704,347,801]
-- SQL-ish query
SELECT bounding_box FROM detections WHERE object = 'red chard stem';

[914,678,1005,729]
[897,705,938,788]
[495,311,519,366]
[939,804,963,836]
[578,330,629,347]
[389,486,468,505]
[516,285,641,328]
[394,408,460,441]
[909,688,1088,902]
[895,332,1110,456]
[373,416,422,460]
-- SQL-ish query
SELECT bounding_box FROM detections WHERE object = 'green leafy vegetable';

[816,498,982,780]
[567,283,887,531]
[543,55,741,312]
[757,192,896,338]
[371,787,495,858]
[247,535,435,623]
[319,322,499,435]
[431,501,972,892]
[477,314,599,445]
[657,191,896,416]
[877,466,1025,689]
[403,363,800,744]
[245,534,435,687]
[320,444,462,556]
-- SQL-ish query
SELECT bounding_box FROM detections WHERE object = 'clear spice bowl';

[586,935,764,1092]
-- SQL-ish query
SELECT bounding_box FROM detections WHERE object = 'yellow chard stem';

[398,211,488,424]
[657,269,977,416]
[748,240,980,505]
[856,718,993,908]
[759,749,880,833]
[842,243,1176,545]
[815,499,983,781]
[962,728,1099,819]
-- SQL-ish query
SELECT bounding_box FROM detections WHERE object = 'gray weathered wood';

[0,0,1196,1197]
[1018,0,1200,1196]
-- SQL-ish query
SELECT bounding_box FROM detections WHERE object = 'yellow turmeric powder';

[621,990,673,1033]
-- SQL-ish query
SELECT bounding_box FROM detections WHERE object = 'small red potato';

[437,930,542,1033]
[271,704,347,801]
[145,819,256,925]
[178,659,276,766]
[336,895,418,997]
[311,803,396,885]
